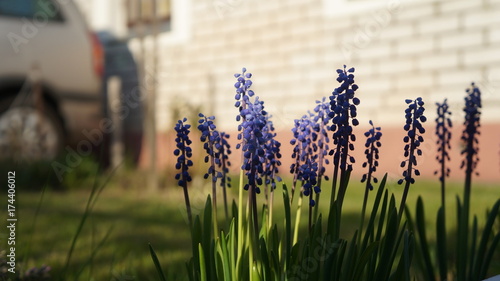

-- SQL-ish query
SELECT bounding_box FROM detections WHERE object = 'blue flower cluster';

[240,97,271,194]
[361,120,382,190]
[174,118,193,187]
[218,132,232,189]
[435,99,452,182]
[398,98,426,185]
[234,67,255,124]
[460,83,481,174]
[234,68,281,194]
[198,113,224,182]
[313,98,331,181]
[290,114,321,206]
[263,118,282,191]
[329,65,359,171]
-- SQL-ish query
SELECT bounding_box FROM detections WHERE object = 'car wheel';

[0,99,64,161]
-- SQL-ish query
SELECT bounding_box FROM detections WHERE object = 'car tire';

[0,95,65,161]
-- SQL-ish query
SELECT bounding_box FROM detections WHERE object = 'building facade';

[77,0,500,182]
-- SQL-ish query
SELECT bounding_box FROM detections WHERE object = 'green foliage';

[184,173,422,281]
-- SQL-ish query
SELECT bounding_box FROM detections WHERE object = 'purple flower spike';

[398,97,426,186]
[361,121,382,191]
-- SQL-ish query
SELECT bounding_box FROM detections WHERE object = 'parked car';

[0,0,104,161]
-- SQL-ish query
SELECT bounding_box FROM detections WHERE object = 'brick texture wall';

[158,0,500,130]
[147,0,500,182]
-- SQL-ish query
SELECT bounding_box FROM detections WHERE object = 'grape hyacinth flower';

[434,99,452,281]
[198,114,222,181]
[435,99,452,208]
[457,82,482,281]
[290,114,320,206]
[461,83,481,185]
[240,98,268,194]
[218,131,232,219]
[290,113,321,234]
[240,96,272,234]
[329,65,359,206]
[174,118,194,225]
[398,97,426,218]
[360,120,382,237]
[361,120,382,191]
[313,98,331,182]
[234,67,255,128]
[262,116,282,228]
[198,113,228,228]
[263,117,282,193]
[311,98,331,221]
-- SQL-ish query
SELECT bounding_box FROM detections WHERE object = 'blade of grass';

[282,184,292,270]
[20,182,48,274]
[474,200,500,279]
[199,243,207,281]
[61,160,121,280]
[75,226,114,280]
[416,197,436,281]
[436,206,448,281]
[149,243,167,281]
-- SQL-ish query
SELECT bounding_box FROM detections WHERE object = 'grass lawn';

[1,168,499,280]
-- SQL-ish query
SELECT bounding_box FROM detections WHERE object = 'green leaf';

[219,231,231,281]
[186,260,194,281]
[149,243,167,281]
[475,199,500,279]
[480,232,500,278]
[259,238,272,281]
[361,174,388,251]
[342,231,358,280]
[251,260,262,281]
[436,206,448,281]
[468,215,478,281]
[375,190,389,242]
[416,197,435,281]
[282,183,292,269]
[191,216,203,275]
[202,196,213,280]
[351,241,380,281]
[374,206,399,281]
[228,220,236,281]
[199,244,207,281]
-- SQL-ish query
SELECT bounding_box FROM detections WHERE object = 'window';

[126,0,171,34]
[0,0,63,21]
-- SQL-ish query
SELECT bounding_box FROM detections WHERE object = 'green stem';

[359,182,370,245]
[330,161,339,207]
[293,192,303,244]
[236,169,245,277]
[268,187,274,230]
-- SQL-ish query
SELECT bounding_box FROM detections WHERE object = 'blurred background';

[1,0,500,183]
[82,0,500,183]
[1,0,499,279]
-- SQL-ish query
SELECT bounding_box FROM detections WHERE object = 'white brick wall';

[114,0,500,131]
[438,32,483,50]
[416,14,460,35]
[394,3,435,21]
[438,0,479,13]
[378,58,415,75]
[437,69,483,87]
[378,23,414,41]
[464,46,500,66]
[464,9,500,28]
[417,52,459,70]
[395,73,434,91]
[396,37,435,56]
[488,26,500,44]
